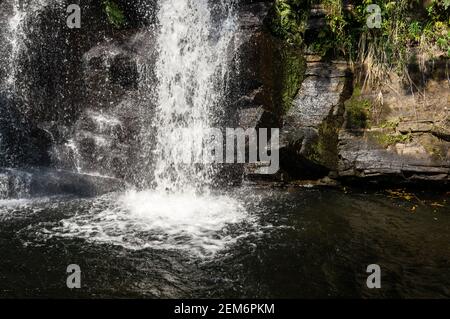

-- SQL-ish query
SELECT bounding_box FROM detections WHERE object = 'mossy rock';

[367,130,412,148]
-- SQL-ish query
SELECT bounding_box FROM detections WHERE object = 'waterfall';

[0,0,28,161]
[147,0,237,192]
[3,0,26,93]
[45,0,250,257]
[0,0,47,166]
[0,0,53,95]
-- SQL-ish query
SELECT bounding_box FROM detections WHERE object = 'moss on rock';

[102,0,126,28]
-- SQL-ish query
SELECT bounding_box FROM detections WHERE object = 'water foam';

[50,190,249,257]
[42,0,247,257]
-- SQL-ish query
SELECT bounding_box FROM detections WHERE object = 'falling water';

[151,0,237,192]
[0,0,52,94]
[0,0,56,167]
[3,0,25,92]
[45,0,250,257]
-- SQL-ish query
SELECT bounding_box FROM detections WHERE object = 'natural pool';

[0,186,448,298]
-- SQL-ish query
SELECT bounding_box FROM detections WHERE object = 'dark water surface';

[0,187,449,298]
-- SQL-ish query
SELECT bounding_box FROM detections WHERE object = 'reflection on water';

[0,187,449,298]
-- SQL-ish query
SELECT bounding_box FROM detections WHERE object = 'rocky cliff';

[272,2,449,185]
[0,0,448,190]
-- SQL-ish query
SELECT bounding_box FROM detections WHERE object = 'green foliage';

[102,0,126,28]
[422,1,450,57]
[408,21,422,42]
[307,0,450,85]
[266,0,449,109]
[424,21,450,57]
[269,0,450,70]
[267,0,311,46]
[322,0,353,56]
[380,118,400,129]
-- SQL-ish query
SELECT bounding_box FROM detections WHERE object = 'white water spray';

[48,0,250,257]
[4,0,26,92]
[152,0,237,192]
[0,0,53,93]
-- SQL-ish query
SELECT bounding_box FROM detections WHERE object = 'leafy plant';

[380,118,400,129]
[267,0,450,94]
[408,21,422,42]
[267,0,311,46]
[102,0,126,28]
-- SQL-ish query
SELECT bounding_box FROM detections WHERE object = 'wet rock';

[110,54,139,89]
[0,168,125,199]
[49,27,157,180]
[83,40,138,109]
[51,96,143,180]
[238,106,265,129]
[0,94,52,168]
[116,0,158,26]
[232,1,273,108]
[225,1,280,181]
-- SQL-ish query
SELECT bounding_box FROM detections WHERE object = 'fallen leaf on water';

[386,189,414,201]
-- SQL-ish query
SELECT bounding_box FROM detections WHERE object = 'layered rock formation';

[275,3,449,185]
[338,58,450,184]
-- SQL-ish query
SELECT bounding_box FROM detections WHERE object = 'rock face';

[337,60,450,184]
[50,29,157,181]
[0,0,281,189]
[280,58,351,179]
[280,56,450,184]
[0,0,142,170]
[275,2,450,185]
[1,0,447,188]
[233,1,311,179]
[338,131,449,183]
[0,0,160,185]
[233,0,282,127]
[0,94,52,167]
[0,168,124,199]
